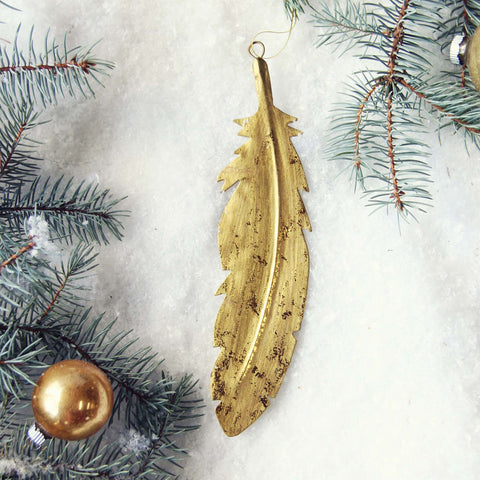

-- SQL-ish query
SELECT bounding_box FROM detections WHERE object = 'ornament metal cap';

[28,423,48,447]
[450,34,466,64]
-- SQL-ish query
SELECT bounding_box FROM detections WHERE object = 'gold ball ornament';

[32,359,114,441]
[451,26,480,92]
[465,26,480,91]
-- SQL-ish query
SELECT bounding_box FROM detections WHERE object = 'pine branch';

[0,226,50,309]
[0,10,201,479]
[0,177,127,245]
[32,244,97,320]
[399,77,480,134]
[129,375,202,478]
[310,0,388,53]
[306,0,472,218]
[1,297,202,439]
[0,101,42,188]
[0,240,35,273]
[0,26,114,108]
[284,0,313,18]
[0,226,96,312]
[0,427,135,479]
[0,328,45,399]
[0,310,202,479]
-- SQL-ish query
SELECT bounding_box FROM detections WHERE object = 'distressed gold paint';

[211,57,311,437]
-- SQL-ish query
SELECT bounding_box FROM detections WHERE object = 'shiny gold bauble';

[32,359,114,441]
[467,26,480,92]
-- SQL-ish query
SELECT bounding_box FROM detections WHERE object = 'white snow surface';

[3,1,480,479]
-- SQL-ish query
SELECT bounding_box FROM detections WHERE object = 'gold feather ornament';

[211,41,311,437]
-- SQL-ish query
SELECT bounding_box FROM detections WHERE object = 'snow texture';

[3,1,480,479]
[118,429,151,455]
[27,215,56,257]
[0,458,46,478]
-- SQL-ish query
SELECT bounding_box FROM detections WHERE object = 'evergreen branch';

[0,235,96,313]
[37,274,67,321]
[0,178,127,245]
[0,9,201,478]
[0,101,42,187]
[387,0,409,76]
[0,394,20,437]
[327,77,433,217]
[418,0,480,135]
[131,375,202,478]
[284,0,313,19]
[0,313,202,479]
[440,0,480,40]
[0,329,45,399]
[0,56,97,75]
[0,427,135,479]
[311,0,453,217]
[0,26,114,108]
[32,244,97,322]
[311,0,388,53]
[1,311,202,435]
[0,319,101,368]
[386,90,404,211]
[0,239,34,272]
[0,231,49,310]
[354,81,381,169]
[398,77,480,133]
[1,119,26,173]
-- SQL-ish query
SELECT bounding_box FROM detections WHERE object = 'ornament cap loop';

[248,41,265,59]
[450,34,467,65]
[28,423,47,447]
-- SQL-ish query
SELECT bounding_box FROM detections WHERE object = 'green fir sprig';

[0,26,114,108]
[287,0,480,220]
[0,12,202,480]
[1,177,127,244]
[284,0,313,18]
[0,307,201,479]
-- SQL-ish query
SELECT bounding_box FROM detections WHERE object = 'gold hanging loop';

[248,16,297,60]
[248,41,266,59]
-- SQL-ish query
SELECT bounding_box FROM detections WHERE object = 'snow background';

[3,1,480,478]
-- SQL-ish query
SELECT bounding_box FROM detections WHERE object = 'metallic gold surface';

[468,26,480,92]
[212,54,311,436]
[32,359,113,441]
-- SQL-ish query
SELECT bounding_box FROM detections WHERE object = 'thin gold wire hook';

[248,41,266,59]
[248,15,297,60]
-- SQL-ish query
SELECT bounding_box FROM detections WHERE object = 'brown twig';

[354,83,380,167]
[353,0,410,200]
[0,56,95,75]
[37,277,67,322]
[386,92,404,210]
[0,122,26,176]
[382,1,408,212]
[0,204,111,218]
[386,0,410,80]
[0,241,35,273]
[463,0,469,35]
[397,77,480,134]
[0,360,23,366]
